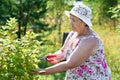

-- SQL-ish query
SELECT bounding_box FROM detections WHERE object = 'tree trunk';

[18,0,22,39]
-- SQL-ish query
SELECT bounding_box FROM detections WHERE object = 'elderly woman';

[31,3,111,80]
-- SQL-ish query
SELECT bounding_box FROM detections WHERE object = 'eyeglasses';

[70,16,88,27]
[70,18,82,24]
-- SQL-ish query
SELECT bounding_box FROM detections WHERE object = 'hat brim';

[65,11,92,27]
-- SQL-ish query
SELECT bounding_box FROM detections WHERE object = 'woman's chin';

[71,27,77,32]
[71,28,75,31]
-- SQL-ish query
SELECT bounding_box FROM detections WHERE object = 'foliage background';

[0,0,120,80]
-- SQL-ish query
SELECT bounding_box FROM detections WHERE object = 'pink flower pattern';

[65,34,111,80]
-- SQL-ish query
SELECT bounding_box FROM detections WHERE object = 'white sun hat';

[65,3,92,27]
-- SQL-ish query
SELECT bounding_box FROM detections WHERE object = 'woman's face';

[70,14,86,35]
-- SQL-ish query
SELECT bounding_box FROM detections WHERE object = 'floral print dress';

[64,32,111,80]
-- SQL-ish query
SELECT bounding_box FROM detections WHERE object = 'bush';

[0,18,47,80]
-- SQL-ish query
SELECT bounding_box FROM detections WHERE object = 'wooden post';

[62,32,69,46]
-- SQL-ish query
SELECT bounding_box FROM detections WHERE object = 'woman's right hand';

[45,54,59,64]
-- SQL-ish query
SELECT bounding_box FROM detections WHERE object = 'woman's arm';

[40,37,98,74]
[46,31,74,62]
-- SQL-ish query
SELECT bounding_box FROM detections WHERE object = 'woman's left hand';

[29,68,46,75]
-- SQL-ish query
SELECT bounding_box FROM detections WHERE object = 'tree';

[0,0,49,38]
[84,0,118,27]
[47,0,73,42]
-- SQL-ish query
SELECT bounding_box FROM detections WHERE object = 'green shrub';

[0,18,48,80]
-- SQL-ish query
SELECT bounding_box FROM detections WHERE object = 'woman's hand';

[29,68,46,75]
[45,54,59,64]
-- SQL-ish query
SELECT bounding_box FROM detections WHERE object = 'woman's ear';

[85,24,88,27]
